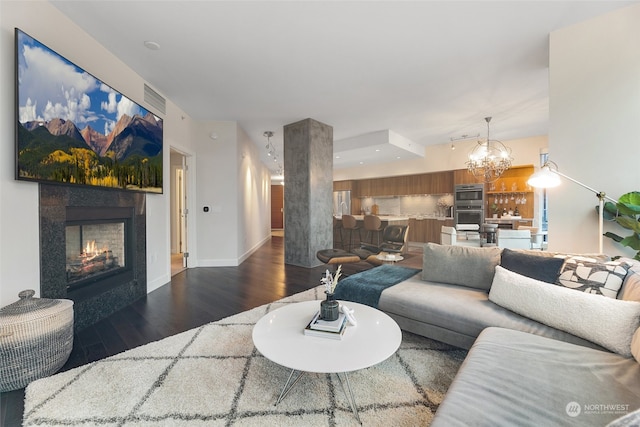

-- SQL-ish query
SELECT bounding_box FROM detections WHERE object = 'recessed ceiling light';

[375,149,381,152]
[144,41,160,51]
[359,161,364,165]
[335,155,341,159]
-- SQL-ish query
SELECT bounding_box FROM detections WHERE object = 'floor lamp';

[527,160,617,254]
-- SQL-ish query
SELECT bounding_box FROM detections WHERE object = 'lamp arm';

[540,160,618,254]
[551,169,617,204]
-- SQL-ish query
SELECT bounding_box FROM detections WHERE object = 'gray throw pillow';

[422,243,502,291]
[500,248,564,283]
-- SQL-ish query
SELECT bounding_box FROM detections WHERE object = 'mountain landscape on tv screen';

[17,112,163,192]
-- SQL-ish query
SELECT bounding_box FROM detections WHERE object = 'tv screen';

[15,28,163,193]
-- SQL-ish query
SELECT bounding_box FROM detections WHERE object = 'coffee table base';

[275,369,361,424]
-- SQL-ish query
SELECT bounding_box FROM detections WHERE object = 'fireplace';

[65,206,134,291]
[40,185,146,331]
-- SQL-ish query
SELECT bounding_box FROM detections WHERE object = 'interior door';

[271,184,284,229]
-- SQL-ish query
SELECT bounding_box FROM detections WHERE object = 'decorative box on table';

[0,290,74,392]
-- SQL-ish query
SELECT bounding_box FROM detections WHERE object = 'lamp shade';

[527,166,562,188]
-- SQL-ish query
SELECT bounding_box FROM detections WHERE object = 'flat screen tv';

[15,28,163,193]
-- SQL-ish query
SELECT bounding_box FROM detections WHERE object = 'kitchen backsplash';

[360,194,454,217]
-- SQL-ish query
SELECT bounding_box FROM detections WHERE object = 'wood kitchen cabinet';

[333,180,355,191]
[425,219,454,243]
[428,171,454,194]
[351,171,453,197]
[408,218,454,244]
[454,169,483,185]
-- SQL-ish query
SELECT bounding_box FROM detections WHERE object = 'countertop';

[334,215,454,221]
[334,215,409,221]
[485,217,533,222]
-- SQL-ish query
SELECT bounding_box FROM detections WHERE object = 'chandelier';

[466,117,513,183]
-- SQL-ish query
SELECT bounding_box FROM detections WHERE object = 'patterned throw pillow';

[555,256,632,298]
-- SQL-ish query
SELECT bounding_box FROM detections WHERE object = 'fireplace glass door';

[66,220,126,287]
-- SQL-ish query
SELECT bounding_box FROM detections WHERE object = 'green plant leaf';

[602,202,618,221]
[616,216,640,233]
[603,191,640,261]
[604,231,624,243]
[620,234,640,251]
[619,191,640,206]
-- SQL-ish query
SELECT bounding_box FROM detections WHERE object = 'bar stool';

[341,214,361,251]
[363,215,383,246]
[333,216,343,249]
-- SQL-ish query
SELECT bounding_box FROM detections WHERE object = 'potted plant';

[490,203,499,218]
[602,191,640,261]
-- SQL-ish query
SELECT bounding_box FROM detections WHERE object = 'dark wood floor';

[0,235,379,427]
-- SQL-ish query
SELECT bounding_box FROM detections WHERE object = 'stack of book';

[304,311,347,340]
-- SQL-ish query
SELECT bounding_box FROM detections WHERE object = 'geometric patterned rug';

[23,286,467,426]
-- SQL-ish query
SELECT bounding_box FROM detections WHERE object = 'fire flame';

[83,240,109,259]
[85,240,97,255]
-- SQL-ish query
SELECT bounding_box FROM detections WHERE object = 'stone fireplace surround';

[39,184,146,331]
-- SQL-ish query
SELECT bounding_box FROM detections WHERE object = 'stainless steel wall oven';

[454,184,484,227]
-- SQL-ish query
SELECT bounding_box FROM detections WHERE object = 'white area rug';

[23,286,466,426]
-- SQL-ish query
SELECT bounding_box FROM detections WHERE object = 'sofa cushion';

[500,248,564,283]
[607,408,640,427]
[555,257,632,298]
[432,327,640,427]
[618,258,640,302]
[422,243,501,291]
[489,265,640,357]
[379,274,606,351]
[633,327,640,364]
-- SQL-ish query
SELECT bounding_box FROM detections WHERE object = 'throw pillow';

[500,248,564,283]
[555,257,632,298]
[422,243,501,291]
[489,265,640,357]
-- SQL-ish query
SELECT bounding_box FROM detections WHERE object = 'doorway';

[170,149,189,276]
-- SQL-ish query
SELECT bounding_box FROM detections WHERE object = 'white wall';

[0,1,275,307]
[333,135,547,180]
[237,125,272,263]
[549,4,640,256]
[0,1,196,304]
[194,121,271,267]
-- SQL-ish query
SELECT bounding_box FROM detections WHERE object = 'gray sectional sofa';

[375,243,640,426]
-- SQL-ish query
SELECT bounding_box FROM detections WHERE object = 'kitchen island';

[333,215,409,249]
[484,217,533,229]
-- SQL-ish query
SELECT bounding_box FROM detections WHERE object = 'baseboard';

[197,235,272,267]
[147,274,171,294]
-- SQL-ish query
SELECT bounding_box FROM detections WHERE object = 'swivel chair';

[360,224,410,254]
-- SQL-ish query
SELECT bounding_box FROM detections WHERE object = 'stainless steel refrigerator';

[333,191,351,216]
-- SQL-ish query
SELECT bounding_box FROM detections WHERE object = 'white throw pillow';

[489,265,640,357]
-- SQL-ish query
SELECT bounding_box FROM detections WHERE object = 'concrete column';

[283,118,333,267]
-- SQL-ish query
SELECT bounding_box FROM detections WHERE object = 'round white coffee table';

[375,252,404,264]
[252,300,401,422]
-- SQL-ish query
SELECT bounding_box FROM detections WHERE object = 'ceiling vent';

[144,83,166,115]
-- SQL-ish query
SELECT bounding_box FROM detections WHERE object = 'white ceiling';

[50,0,637,175]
